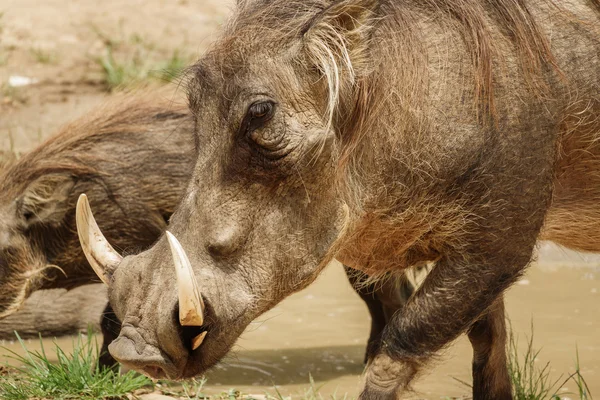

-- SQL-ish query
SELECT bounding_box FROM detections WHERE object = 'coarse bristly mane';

[194,0,588,196]
[213,0,571,128]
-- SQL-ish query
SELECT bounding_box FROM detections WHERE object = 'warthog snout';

[108,326,177,379]
[76,194,210,376]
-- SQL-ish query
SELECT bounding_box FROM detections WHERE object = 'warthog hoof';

[360,353,419,400]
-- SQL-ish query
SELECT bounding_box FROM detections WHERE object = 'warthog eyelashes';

[248,101,274,120]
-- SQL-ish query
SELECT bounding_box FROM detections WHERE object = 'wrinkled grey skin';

[101,0,599,398]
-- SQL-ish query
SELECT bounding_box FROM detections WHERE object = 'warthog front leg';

[345,265,389,364]
[359,255,528,400]
[345,264,432,364]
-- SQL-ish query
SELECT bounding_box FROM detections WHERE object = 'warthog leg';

[354,266,511,399]
[467,296,512,400]
[345,264,431,364]
[359,250,532,400]
[345,265,388,364]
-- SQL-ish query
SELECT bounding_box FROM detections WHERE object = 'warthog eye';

[242,100,289,158]
[244,101,275,133]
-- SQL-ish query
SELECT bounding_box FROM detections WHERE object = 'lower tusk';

[191,331,207,351]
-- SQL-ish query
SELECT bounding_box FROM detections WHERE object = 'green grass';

[97,44,188,91]
[507,324,592,400]
[0,325,591,400]
[155,377,209,399]
[0,329,152,400]
[93,27,191,91]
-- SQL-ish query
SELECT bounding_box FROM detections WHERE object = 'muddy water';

[1,243,598,399]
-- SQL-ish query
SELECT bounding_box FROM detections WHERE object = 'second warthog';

[0,93,194,365]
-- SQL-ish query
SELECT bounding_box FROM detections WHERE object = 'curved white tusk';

[76,194,122,285]
[166,231,205,327]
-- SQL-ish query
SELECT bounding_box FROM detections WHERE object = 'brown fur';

[0,92,194,304]
[0,285,107,340]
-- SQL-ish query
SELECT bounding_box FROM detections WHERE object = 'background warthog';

[79,0,599,398]
[0,92,195,365]
[0,91,415,365]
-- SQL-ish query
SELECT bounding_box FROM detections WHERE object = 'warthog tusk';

[191,331,207,351]
[166,231,205,327]
[76,194,122,285]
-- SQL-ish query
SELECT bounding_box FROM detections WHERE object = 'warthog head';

[81,0,379,379]
[0,159,76,318]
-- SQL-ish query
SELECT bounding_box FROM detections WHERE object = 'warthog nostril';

[143,365,167,380]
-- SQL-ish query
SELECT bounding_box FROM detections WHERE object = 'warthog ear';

[303,0,378,79]
[18,174,75,226]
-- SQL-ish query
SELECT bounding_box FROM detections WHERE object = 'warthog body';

[0,92,406,364]
[80,1,599,398]
[0,285,107,340]
[0,93,195,364]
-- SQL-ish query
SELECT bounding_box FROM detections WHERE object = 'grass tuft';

[507,322,592,400]
[507,324,561,400]
[96,44,189,91]
[0,329,152,400]
[93,27,190,91]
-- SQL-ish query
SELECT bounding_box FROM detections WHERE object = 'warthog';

[78,0,599,398]
[0,93,195,365]
[0,92,411,365]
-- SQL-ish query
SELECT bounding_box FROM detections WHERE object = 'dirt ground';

[1,0,599,399]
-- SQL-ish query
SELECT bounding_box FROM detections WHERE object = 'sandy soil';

[1,1,599,399]
[0,0,231,153]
